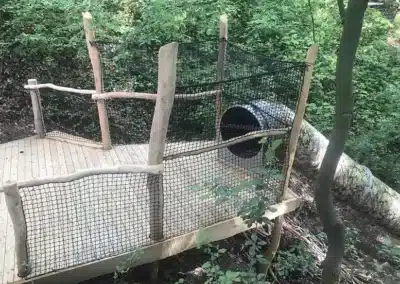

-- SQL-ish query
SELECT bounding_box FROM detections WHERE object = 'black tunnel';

[219,100,289,159]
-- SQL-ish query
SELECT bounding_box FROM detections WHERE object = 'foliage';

[273,240,319,280]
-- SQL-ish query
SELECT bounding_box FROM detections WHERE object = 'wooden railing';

[24,12,228,151]
[0,163,164,278]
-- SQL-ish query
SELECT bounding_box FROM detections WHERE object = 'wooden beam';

[147,42,178,242]
[24,83,96,95]
[282,44,319,196]
[215,14,228,139]
[45,133,103,149]
[28,79,45,139]
[0,164,164,192]
[17,194,300,284]
[3,183,31,278]
[164,128,290,161]
[82,12,112,150]
[263,44,319,271]
[92,92,158,101]
[92,90,221,101]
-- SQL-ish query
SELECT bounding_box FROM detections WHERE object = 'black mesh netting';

[94,40,306,145]
[18,40,307,277]
[39,89,101,143]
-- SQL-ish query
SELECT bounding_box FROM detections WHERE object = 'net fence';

[16,40,307,278]
[39,89,102,144]
[94,40,306,146]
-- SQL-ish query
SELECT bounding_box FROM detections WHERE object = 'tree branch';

[337,0,346,24]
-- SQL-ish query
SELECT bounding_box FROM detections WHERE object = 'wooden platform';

[0,133,300,284]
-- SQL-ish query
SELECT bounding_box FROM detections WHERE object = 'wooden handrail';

[92,90,221,101]
[0,164,164,192]
[163,128,290,161]
[24,83,221,100]
[24,83,96,95]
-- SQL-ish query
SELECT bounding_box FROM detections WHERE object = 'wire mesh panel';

[39,89,101,143]
[19,173,152,278]
[163,139,286,239]
[106,98,155,145]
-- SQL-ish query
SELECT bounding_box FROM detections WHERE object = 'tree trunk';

[313,0,368,282]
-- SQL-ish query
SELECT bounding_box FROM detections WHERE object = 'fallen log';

[262,102,400,235]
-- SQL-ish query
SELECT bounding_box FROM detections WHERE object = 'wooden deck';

[0,133,299,284]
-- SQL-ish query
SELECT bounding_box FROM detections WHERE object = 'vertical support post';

[82,12,112,150]
[215,14,228,139]
[262,45,319,273]
[147,42,178,281]
[282,44,319,196]
[28,79,45,139]
[3,183,31,278]
[148,42,178,240]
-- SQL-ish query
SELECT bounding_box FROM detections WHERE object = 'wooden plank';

[22,138,33,182]
[147,42,178,241]
[30,138,40,179]
[53,141,68,175]
[108,148,122,166]
[19,195,300,284]
[61,140,75,174]
[37,139,47,178]
[45,135,102,150]
[67,143,82,173]
[43,138,53,178]
[48,139,61,176]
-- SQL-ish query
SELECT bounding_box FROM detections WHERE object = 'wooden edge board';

[45,134,103,149]
[24,83,96,95]
[14,194,301,284]
[0,164,164,191]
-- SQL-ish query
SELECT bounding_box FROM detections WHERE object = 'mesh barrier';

[163,141,285,239]
[17,40,307,278]
[94,40,305,146]
[39,89,101,143]
[19,173,152,278]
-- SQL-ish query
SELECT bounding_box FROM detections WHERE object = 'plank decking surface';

[0,133,288,283]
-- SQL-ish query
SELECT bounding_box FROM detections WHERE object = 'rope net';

[17,40,307,278]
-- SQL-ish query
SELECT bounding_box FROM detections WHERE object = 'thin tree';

[314,0,368,283]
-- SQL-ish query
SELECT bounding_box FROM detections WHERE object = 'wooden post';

[3,183,31,278]
[282,44,319,195]
[147,42,178,281]
[261,44,319,272]
[82,12,111,150]
[215,14,228,139]
[147,42,178,241]
[28,79,45,139]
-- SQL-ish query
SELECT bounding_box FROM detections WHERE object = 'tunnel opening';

[220,106,264,159]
